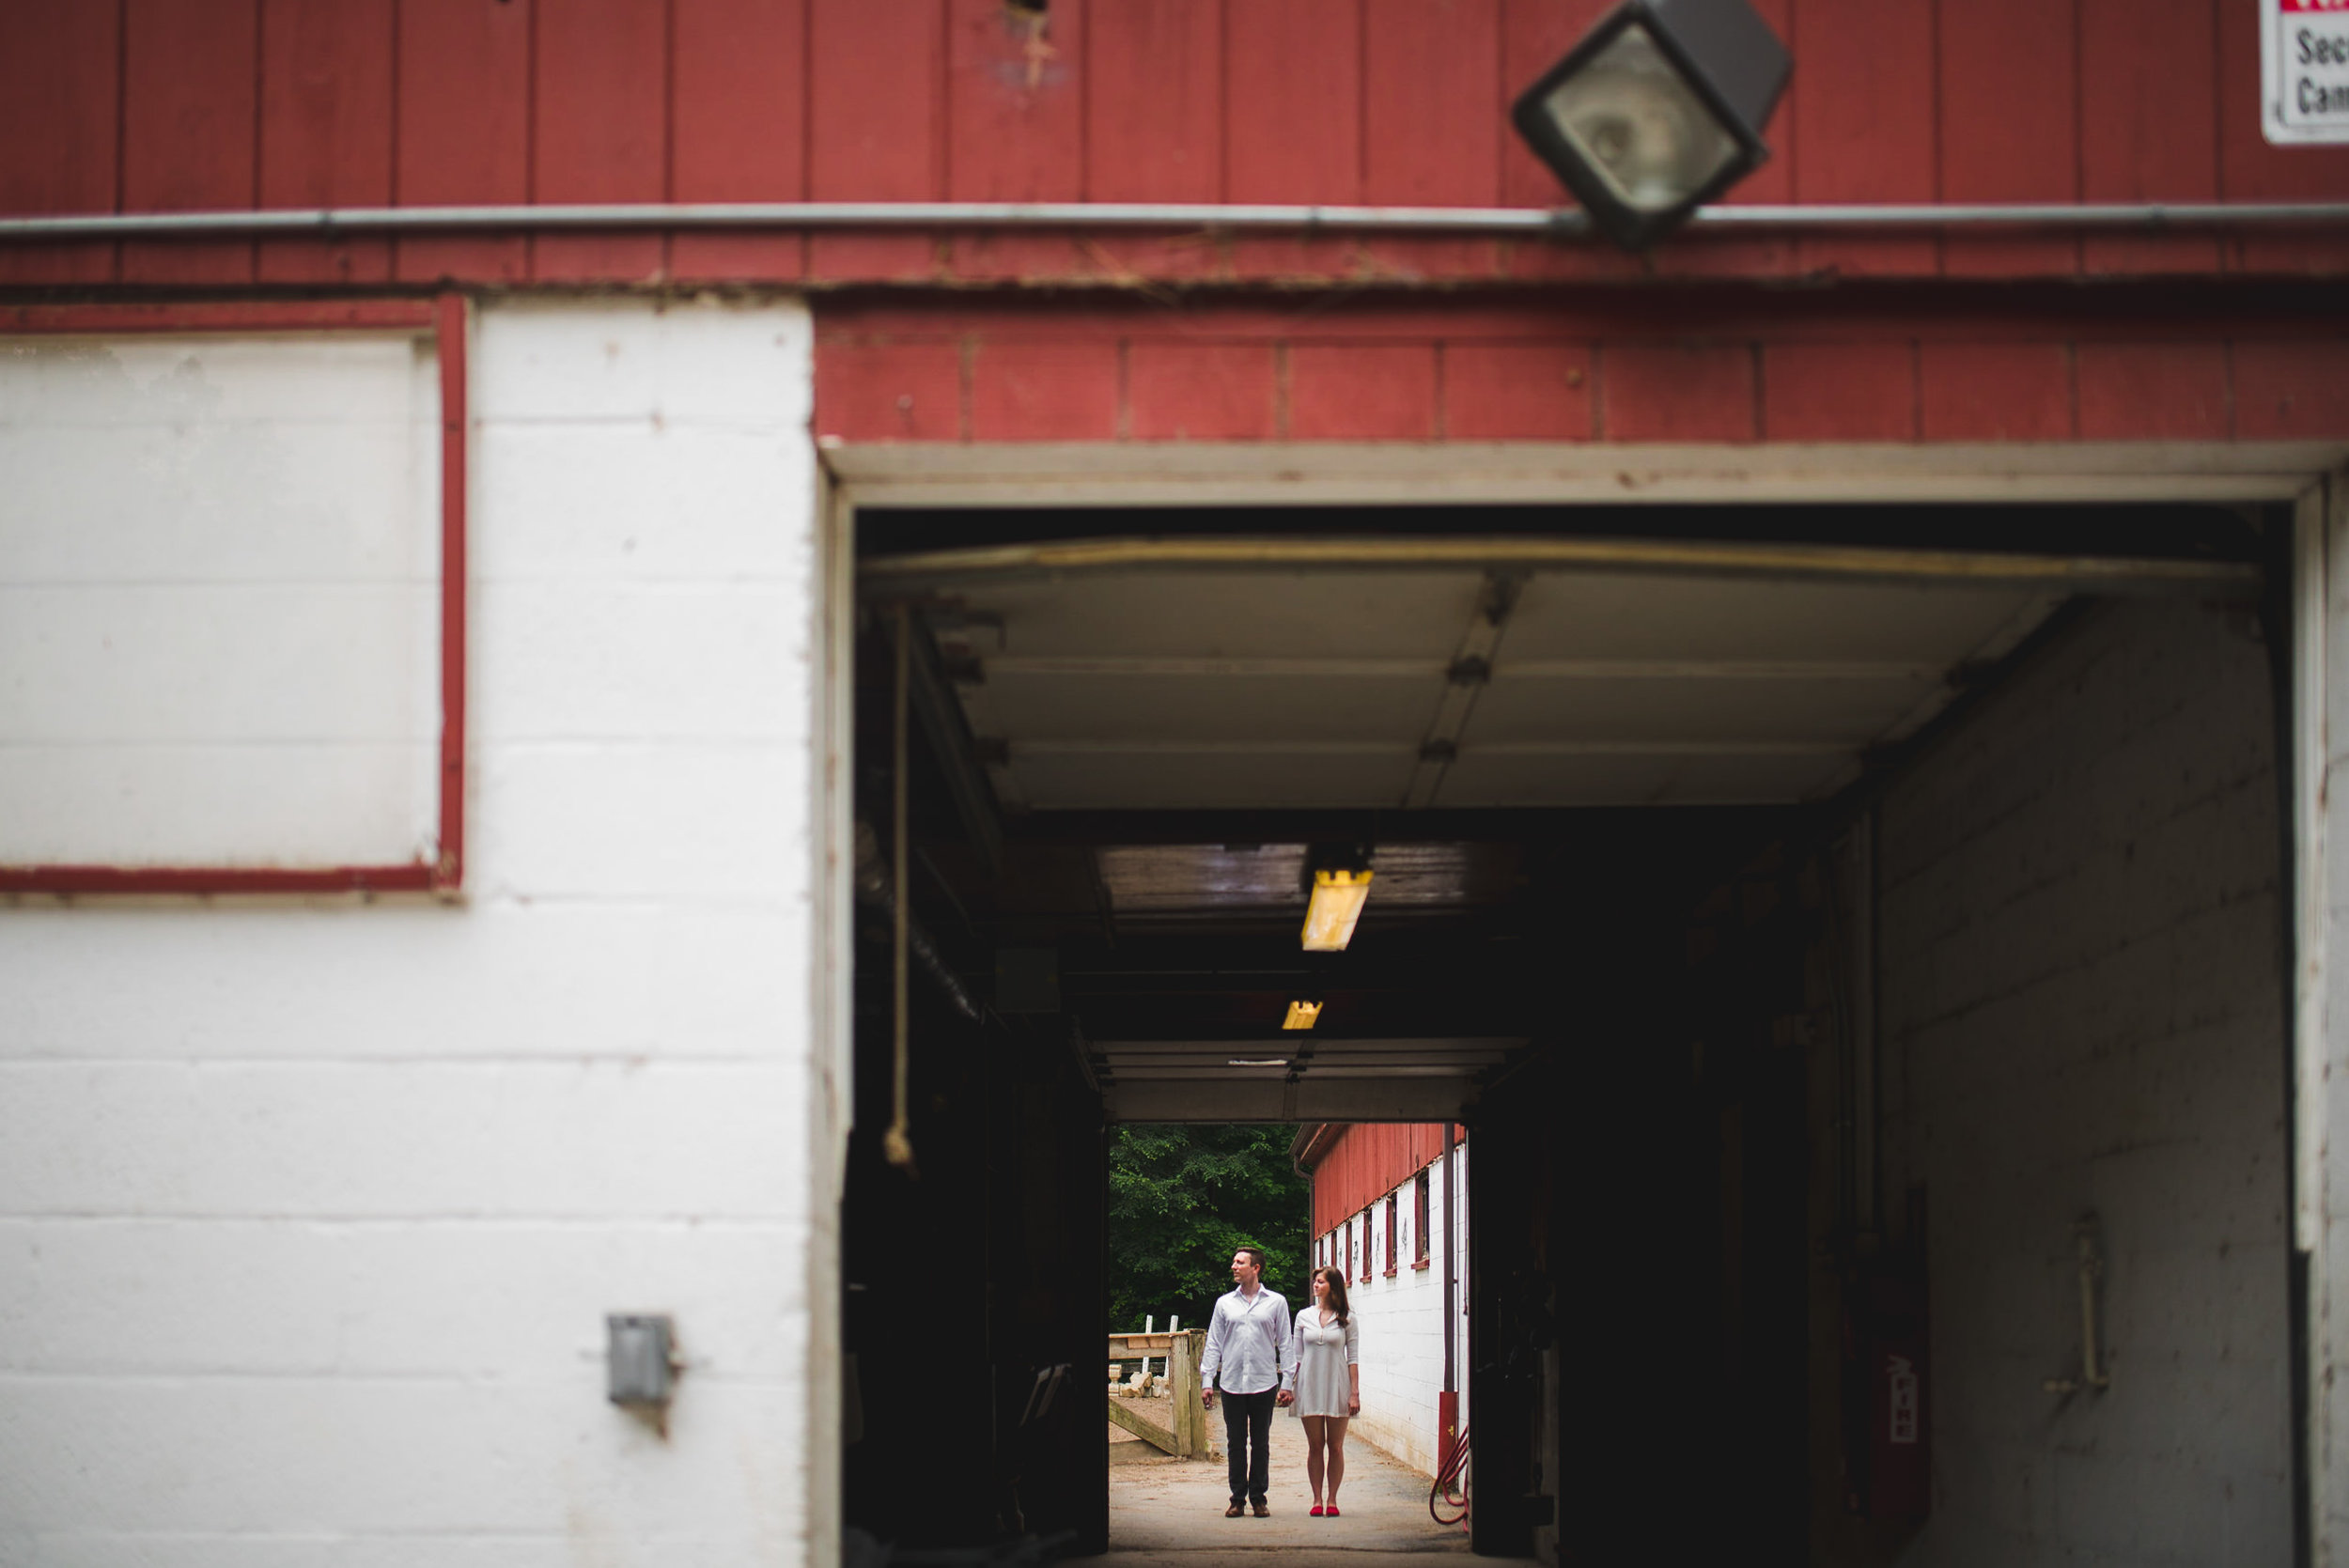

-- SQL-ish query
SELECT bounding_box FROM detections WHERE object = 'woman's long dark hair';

[1312,1265,1351,1326]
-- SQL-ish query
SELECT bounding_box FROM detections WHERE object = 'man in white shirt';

[1199,1245,1293,1517]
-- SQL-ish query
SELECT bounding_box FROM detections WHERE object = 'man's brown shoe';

[1252,1503,1270,1517]
[1225,1503,1245,1518]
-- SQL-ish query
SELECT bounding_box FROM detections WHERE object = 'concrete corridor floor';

[1104,1404,1520,1568]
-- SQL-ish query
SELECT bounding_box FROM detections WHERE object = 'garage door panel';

[1438,746,1849,806]
[1503,573,2047,663]
[1009,746,1418,810]
[1469,672,1938,746]
[974,672,1439,743]
[945,568,1483,659]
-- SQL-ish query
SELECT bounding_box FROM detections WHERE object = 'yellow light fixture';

[1283,1000,1324,1031]
[1300,867,1373,952]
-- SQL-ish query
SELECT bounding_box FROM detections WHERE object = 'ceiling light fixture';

[1227,1058,1289,1068]
[1510,0,1791,253]
[1300,867,1374,952]
[1283,1000,1324,1031]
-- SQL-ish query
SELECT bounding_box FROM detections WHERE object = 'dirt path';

[1107,1400,1474,1556]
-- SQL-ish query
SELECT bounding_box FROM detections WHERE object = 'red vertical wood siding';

[1309,1123,1462,1235]
[1603,343,1759,442]
[942,0,1083,282]
[0,1,119,285]
[1085,1,1222,202]
[815,338,965,441]
[532,0,667,282]
[673,0,808,282]
[3,0,2346,287]
[808,0,942,280]
[1227,2,1362,203]
[2078,0,2220,276]
[1358,0,1503,279]
[814,297,2349,446]
[121,0,258,285]
[1363,0,1502,207]
[2076,343,2230,439]
[970,341,1121,440]
[949,0,1081,200]
[2236,341,2349,439]
[1936,0,2078,278]
[395,0,532,284]
[1762,342,1918,441]
[1289,344,1439,440]
[1917,342,2074,441]
[258,0,395,284]
[1128,342,1278,440]
[1787,0,1937,278]
[1225,0,1361,280]
[1444,341,1595,440]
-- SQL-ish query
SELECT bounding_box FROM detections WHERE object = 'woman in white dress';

[1289,1265,1361,1516]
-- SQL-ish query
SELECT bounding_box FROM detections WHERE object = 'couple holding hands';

[1198,1247,1361,1519]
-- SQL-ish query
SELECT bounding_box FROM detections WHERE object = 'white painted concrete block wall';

[0,299,827,1566]
[1320,1143,1467,1478]
[1877,600,2291,1567]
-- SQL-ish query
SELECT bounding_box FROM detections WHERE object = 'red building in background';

[1296,1122,1469,1482]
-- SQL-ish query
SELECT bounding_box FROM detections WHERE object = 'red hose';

[1428,1425,1470,1527]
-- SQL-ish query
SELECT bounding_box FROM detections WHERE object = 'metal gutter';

[3,200,2349,242]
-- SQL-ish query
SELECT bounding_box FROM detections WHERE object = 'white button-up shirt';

[1200,1283,1293,1395]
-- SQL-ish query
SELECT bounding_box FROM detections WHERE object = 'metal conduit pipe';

[4,200,2349,242]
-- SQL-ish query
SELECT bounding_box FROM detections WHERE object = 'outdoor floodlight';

[1510,0,1791,253]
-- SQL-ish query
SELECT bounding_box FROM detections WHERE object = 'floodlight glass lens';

[1543,23,1740,212]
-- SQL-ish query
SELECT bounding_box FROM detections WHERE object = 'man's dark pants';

[1219,1386,1277,1506]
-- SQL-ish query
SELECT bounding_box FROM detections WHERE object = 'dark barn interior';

[836,503,2295,1565]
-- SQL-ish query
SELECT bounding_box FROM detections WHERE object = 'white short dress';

[1287,1307,1360,1419]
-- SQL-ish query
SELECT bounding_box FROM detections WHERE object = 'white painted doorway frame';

[814,438,2349,1568]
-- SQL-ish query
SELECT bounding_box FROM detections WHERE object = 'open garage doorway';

[835,497,2299,1568]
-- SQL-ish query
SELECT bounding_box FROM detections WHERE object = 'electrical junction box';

[607,1313,677,1407]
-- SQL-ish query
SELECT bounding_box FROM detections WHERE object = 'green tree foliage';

[1107,1124,1311,1332]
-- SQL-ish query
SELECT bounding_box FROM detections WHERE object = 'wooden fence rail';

[1106,1328,1211,1459]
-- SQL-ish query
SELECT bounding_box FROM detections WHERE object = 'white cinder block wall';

[1315,1141,1468,1478]
[0,299,830,1566]
[1877,600,2291,1566]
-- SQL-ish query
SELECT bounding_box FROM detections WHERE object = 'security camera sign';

[2266,0,2349,143]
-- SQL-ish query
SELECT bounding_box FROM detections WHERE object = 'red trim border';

[0,296,468,897]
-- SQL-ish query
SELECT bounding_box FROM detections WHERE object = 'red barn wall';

[1310,1123,1460,1234]
[814,291,2349,446]
[5,0,2349,289]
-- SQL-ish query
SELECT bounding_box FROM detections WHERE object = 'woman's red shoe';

[1309,1505,1325,1517]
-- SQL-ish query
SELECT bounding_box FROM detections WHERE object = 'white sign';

[2264,0,2349,144]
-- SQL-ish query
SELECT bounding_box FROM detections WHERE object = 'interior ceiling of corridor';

[899,560,2076,812]
[863,505,2263,1122]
